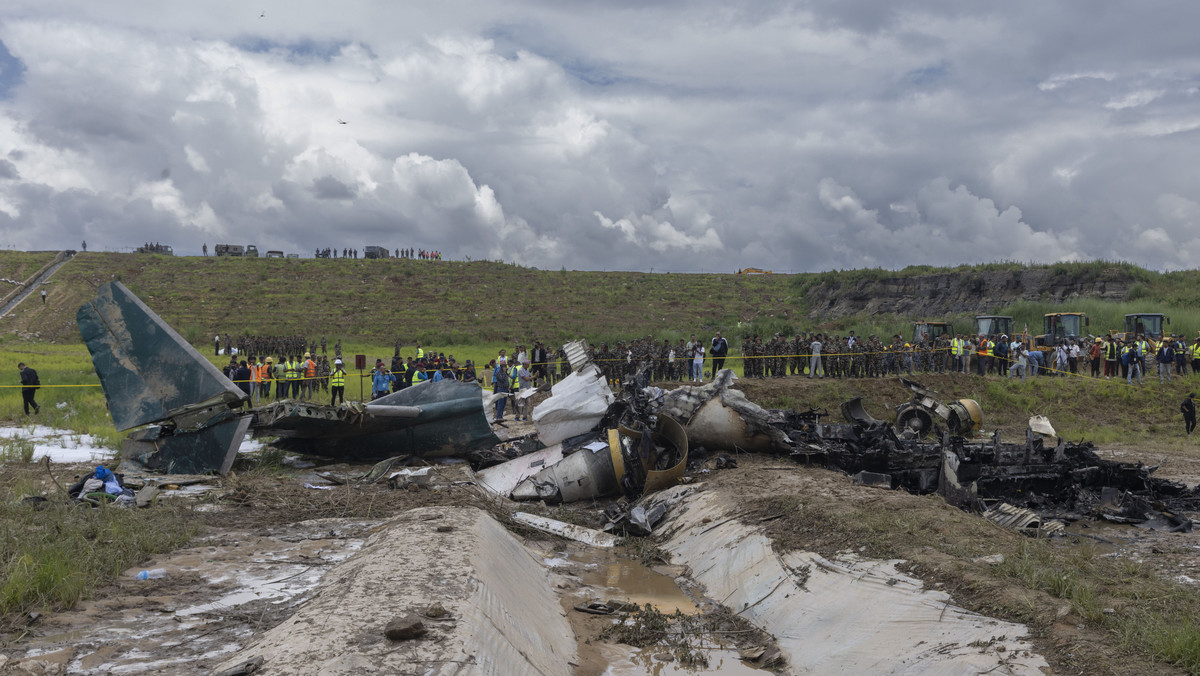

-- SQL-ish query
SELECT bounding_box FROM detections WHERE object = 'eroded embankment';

[654,484,1049,674]
[211,506,576,676]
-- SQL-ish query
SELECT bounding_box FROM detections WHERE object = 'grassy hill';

[4,251,1200,348]
[4,252,801,346]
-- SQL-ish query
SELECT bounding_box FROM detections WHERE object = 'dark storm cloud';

[1,2,1199,269]
[311,175,356,200]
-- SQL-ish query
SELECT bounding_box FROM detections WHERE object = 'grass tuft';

[0,480,200,628]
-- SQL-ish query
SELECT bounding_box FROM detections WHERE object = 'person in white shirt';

[1008,341,1029,382]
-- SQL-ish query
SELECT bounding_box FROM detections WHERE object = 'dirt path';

[0,251,73,319]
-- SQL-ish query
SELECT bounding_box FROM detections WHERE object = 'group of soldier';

[215,333,342,361]
[581,332,954,383]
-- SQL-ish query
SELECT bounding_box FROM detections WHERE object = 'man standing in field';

[1182,393,1196,437]
[711,331,729,374]
[18,362,39,415]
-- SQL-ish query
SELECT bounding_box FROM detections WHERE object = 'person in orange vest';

[249,355,262,403]
[259,357,274,401]
[301,352,317,399]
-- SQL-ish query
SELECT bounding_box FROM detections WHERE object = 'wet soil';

[702,454,1198,676]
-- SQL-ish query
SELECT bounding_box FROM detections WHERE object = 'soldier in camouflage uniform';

[317,356,331,392]
[799,332,811,376]
[774,334,787,377]
[740,337,753,378]
[869,336,884,377]
[786,334,797,376]
[658,340,670,381]
[764,335,776,377]
[546,349,558,385]
[597,343,613,386]
[753,336,766,378]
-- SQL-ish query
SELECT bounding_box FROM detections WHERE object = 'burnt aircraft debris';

[841,378,982,439]
[78,282,499,475]
[782,387,1200,528]
[254,381,499,460]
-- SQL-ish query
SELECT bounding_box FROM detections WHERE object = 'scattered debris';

[983,502,1066,537]
[784,394,1200,522]
[512,512,622,548]
[1028,415,1056,438]
[531,359,614,446]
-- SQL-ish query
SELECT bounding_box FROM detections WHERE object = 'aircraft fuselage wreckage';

[78,282,499,475]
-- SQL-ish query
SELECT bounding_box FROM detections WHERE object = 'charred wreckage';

[79,282,1199,534]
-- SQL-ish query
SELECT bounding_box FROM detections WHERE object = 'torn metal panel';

[512,512,622,547]
[531,364,614,446]
[563,339,592,371]
[475,443,566,496]
[1028,415,1056,438]
[983,502,1065,537]
[656,369,791,453]
[119,414,251,476]
[77,281,246,430]
[511,435,622,503]
[841,397,886,427]
[255,380,500,460]
[511,417,688,504]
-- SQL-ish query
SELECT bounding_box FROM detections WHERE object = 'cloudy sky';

[1,2,1198,272]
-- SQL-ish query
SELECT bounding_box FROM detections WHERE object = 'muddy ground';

[2,376,1199,675]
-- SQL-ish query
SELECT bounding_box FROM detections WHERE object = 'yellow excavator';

[737,268,773,274]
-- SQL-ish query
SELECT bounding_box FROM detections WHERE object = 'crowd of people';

[211,327,1200,414]
[196,246,448,259]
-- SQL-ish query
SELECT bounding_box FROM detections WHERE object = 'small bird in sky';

[337,118,348,125]
[259,10,266,18]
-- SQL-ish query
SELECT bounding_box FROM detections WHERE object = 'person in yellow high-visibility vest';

[950,335,965,373]
[285,356,301,399]
[1191,336,1200,374]
[330,358,346,406]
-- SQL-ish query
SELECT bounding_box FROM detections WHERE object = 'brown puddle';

[568,548,699,614]
[536,543,774,676]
